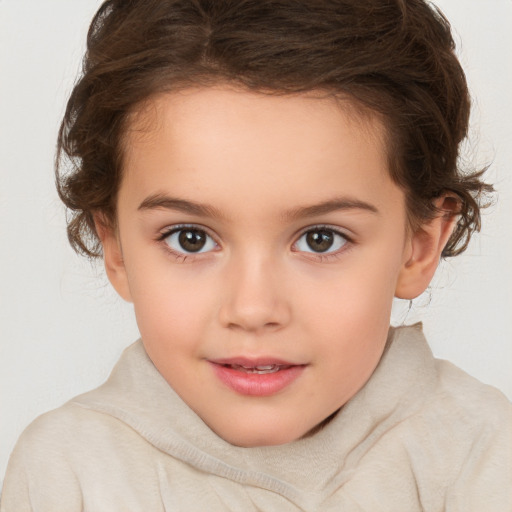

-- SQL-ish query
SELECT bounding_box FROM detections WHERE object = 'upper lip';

[209,357,302,367]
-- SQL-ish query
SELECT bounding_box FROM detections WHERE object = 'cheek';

[304,288,392,404]
[303,251,400,324]
[299,247,403,377]
[128,262,219,351]
[340,266,398,325]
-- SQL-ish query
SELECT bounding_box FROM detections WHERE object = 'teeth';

[229,364,282,374]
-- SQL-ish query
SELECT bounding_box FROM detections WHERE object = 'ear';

[94,214,133,302]
[395,195,459,300]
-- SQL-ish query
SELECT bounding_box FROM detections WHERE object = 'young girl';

[2,0,511,510]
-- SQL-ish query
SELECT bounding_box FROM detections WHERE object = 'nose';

[218,254,291,333]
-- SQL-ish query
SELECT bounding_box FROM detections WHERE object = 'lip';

[208,357,306,397]
[211,356,297,367]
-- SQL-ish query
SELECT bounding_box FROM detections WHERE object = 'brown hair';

[56,0,492,258]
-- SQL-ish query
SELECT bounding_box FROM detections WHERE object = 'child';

[2,0,511,510]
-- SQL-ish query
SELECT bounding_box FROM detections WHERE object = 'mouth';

[209,358,306,396]
[219,363,292,374]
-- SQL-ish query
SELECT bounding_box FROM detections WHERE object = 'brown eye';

[178,229,206,252]
[164,227,216,254]
[295,228,348,254]
[306,230,334,252]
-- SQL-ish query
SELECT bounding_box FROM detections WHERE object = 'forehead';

[120,86,400,219]
[125,86,385,153]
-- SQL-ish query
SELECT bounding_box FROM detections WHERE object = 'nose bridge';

[219,248,290,332]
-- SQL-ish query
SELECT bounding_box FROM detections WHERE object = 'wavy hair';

[56,0,492,257]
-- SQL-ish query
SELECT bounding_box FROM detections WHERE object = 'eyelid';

[157,223,220,260]
[292,224,354,258]
[155,223,353,262]
[157,223,219,242]
[294,224,354,243]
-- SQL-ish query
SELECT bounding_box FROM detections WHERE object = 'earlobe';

[395,195,459,300]
[94,214,133,302]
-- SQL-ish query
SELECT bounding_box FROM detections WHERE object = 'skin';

[98,86,455,447]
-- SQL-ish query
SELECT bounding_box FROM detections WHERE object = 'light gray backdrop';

[1,0,511,487]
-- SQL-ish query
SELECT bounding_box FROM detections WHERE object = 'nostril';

[218,271,291,331]
[225,318,284,333]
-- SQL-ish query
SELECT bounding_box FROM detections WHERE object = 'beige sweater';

[2,324,512,511]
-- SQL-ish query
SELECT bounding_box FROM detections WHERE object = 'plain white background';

[1,0,511,487]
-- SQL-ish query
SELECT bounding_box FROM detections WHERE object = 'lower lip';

[210,363,305,396]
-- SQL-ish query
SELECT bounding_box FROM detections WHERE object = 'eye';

[163,227,217,254]
[294,227,348,254]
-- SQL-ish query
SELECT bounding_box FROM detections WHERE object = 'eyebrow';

[138,194,224,218]
[138,193,379,220]
[283,197,379,221]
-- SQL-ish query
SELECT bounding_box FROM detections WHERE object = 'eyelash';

[156,224,353,262]
[293,225,353,262]
[156,224,219,262]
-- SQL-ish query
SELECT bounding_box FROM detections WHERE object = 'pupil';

[306,230,333,252]
[178,230,206,252]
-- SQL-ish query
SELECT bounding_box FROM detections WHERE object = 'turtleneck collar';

[72,324,437,503]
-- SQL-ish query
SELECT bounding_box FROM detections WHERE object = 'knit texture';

[2,325,511,511]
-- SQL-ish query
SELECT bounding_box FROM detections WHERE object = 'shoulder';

[412,358,512,466]
[401,359,512,508]
[6,399,159,469]
[1,404,88,511]
[387,325,512,433]
[1,402,159,511]
[8,400,130,453]
[431,358,512,431]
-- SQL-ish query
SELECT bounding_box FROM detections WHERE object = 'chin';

[213,420,306,447]
[206,406,342,447]
[227,433,298,448]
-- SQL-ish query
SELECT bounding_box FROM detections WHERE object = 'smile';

[223,363,290,374]
[209,359,306,396]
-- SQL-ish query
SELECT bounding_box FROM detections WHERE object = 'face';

[105,86,423,446]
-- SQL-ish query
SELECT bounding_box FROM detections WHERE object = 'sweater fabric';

[2,324,512,511]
